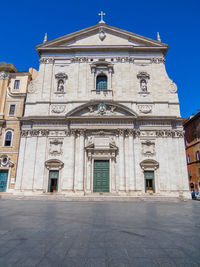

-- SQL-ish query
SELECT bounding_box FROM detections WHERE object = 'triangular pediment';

[66,101,138,118]
[36,24,168,54]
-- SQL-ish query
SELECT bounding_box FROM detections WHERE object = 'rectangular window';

[187,155,190,164]
[9,105,15,116]
[14,80,20,89]
[196,151,200,161]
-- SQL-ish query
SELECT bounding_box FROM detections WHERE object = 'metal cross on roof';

[98,11,106,24]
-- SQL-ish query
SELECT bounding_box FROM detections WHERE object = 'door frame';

[144,171,155,193]
[92,158,111,193]
[48,170,59,193]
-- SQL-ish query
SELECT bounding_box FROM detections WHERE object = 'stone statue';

[140,79,147,92]
[57,79,64,92]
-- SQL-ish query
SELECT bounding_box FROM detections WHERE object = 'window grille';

[96,75,107,90]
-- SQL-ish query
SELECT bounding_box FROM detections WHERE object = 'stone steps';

[0,193,185,202]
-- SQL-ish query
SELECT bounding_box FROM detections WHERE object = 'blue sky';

[0,0,199,118]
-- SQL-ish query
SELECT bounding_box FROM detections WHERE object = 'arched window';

[96,75,107,90]
[4,131,12,147]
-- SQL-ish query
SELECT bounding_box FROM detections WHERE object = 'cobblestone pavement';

[0,199,199,267]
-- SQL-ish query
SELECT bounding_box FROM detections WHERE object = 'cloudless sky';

[0,0,199,118]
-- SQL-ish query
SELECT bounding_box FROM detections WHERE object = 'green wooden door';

[93,160,109,192]
[144,171,155,193]
[0,170,8,192]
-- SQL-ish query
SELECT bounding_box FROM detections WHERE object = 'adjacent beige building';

[0,63,37,192]
[14,22,190,197]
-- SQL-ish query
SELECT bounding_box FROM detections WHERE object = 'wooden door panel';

[0,170,8,192]
[94,160,109,192]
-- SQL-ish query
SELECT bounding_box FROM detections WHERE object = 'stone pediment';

[85,136,118,159]
[66,102,137,118]
[36,24,168,55]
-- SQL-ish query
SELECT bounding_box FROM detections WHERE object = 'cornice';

[38,46,168,56]
[0,62,17,73]
[7,87,26,98]
[19,115,183,123]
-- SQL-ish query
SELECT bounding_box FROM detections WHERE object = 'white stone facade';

[14,23,190,197]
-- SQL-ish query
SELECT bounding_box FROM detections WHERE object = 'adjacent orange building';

[0,63,37,192]
[184,111,200,192]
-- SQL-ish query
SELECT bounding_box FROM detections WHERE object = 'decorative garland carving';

[51,105,66,114]
[40,57,54,64]
[21,129,50,137]
[69,57,165,64]
[169,81,177,93]
[138,105,152,114]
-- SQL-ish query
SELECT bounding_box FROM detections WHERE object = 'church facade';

[14,21,190,197]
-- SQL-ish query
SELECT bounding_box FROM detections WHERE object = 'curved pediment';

[66,102,138,118]
[140,159,159,170]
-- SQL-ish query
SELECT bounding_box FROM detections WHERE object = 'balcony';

[91,89,113,100]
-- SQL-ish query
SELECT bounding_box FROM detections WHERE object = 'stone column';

[76,130,85,191]
[108,67,112,89]
[128,130,135,191]
[118,130,125,191]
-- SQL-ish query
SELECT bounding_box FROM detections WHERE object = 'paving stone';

[84,258,108,267]
[0,199,199,266]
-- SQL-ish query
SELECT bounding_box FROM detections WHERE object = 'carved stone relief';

[49,139,63,156]
[99,27,106,41]
[55,73,68,80]
[98,103,107,115]
[0,71,9,80]
[51,105,66,114]
[28,81,36,93]
[68,57,165,64]
[169,81,177,93]
[21,129,50,137]
[40,57,54,64]
[138,105,152,114]
[142,140,155,157]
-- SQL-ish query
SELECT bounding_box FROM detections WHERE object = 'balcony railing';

[91,89,113,100]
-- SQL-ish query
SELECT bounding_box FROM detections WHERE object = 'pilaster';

[118,129,125,191]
